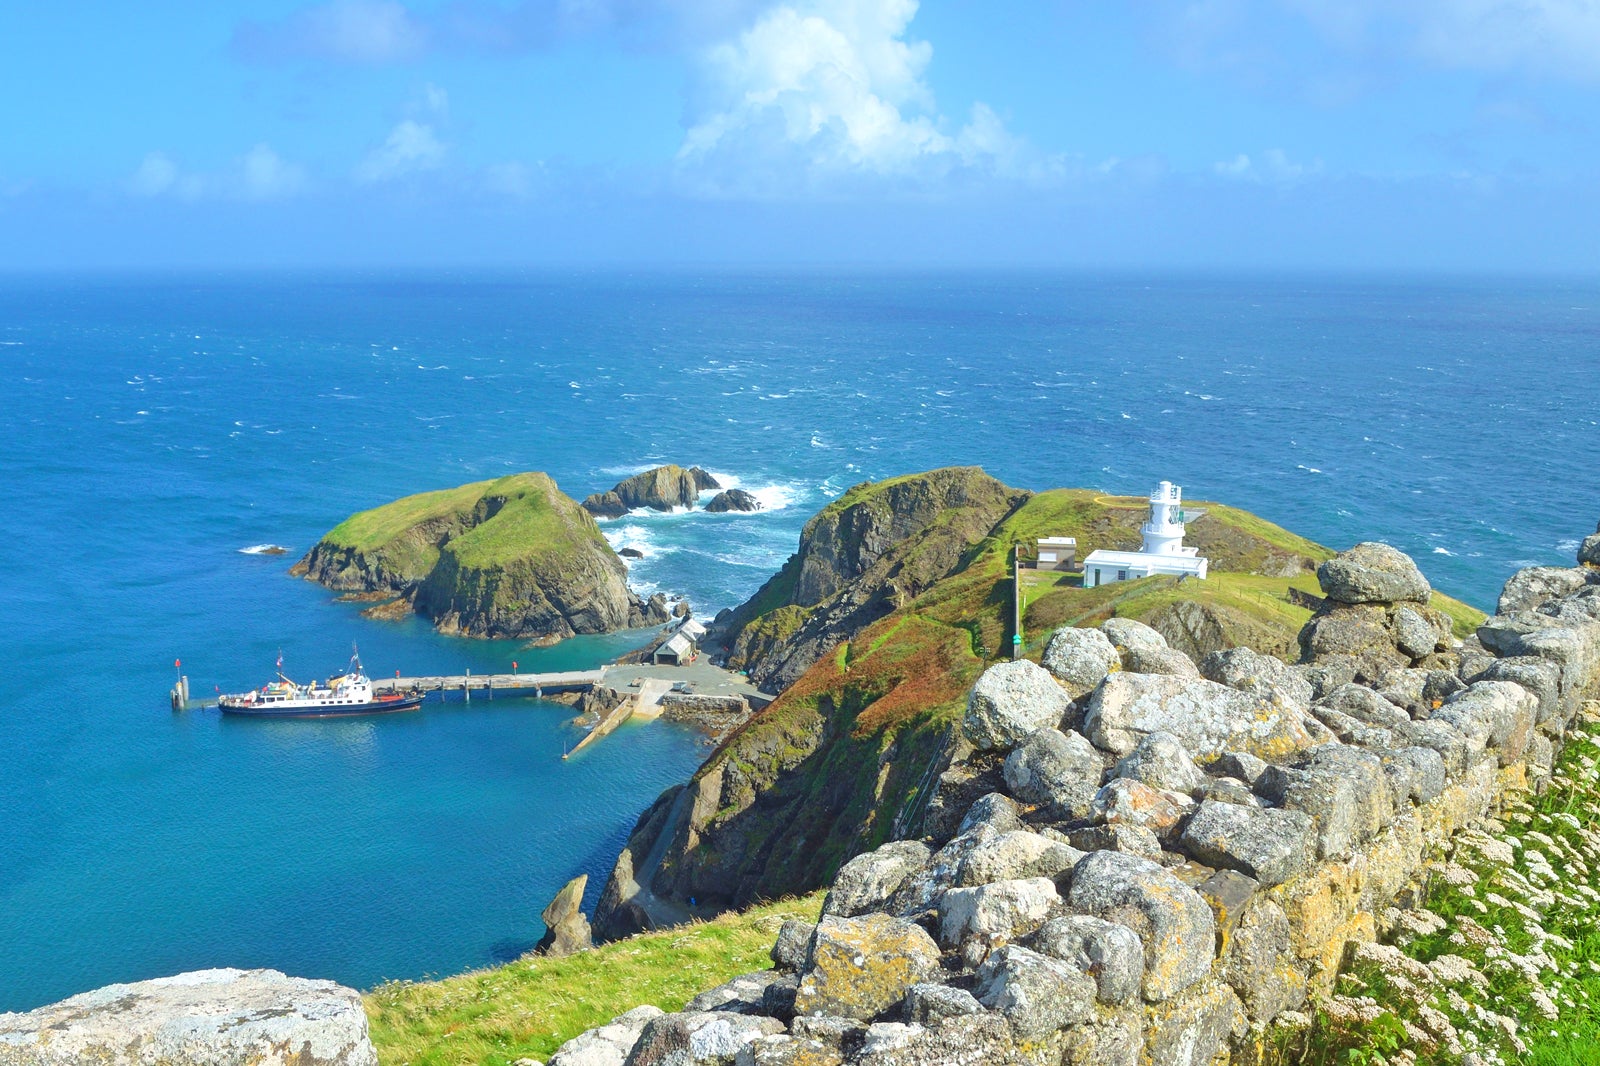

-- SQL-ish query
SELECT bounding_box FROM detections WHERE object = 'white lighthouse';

[1081,481,1209,588]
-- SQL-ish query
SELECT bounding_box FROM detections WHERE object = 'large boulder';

[1122,645,1200,678]
[1033,914,1145,1005]
[537,874,594,958]
[1111,731,1205,795]
[823,841,932,918]
[973,945,1096,1039]
[792,915,941,1021]
[1000,728,1101,815]
[963,660,1072,751]
[0,969,376,1066]
[939,877,1060,952]
[954,830,1084,888]
[550,1006,667,1066]
[1257,745,1394,860]
[1084,672,1314,760]
[1297,605,1408,678]
[1089,779,1196,841]
[1317,542,1431,605]
[1100,617,1168,656]
[1041,627,1121,697]
[1200,647,1313,708]
[623,1011,783,1066]
[1066,851,1216,1002]
[1177,800,1315,887]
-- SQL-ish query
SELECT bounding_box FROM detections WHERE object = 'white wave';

[701,471,801,512]
[238,544,290,555]
[598,462,659,478]
[1296,465,1323,474]
[1556,538,1581,553]
[1432,547,1456,556]
[810,433,830,448]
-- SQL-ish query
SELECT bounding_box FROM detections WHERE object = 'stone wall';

[543,527,1600,1066]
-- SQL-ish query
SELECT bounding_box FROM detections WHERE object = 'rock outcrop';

[537,874,594,958]
[1297,541,1456,683]
[0,969,376,1066]
[292,472,668,642]
[581,465,720,518]
[555,528,1600,1066]
[705,489,762,513]
[715,467,1029,692]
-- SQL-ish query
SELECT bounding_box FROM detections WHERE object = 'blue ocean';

[1,271,1595,1012]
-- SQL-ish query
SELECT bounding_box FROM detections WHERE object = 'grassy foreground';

[1277,705,1600,1066]
[365,892,826,1066]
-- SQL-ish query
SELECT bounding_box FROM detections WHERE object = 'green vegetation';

[366,892,826,1066]
[324,479,498,553]
[444,477,608,571]
[1271,710,1600,1065]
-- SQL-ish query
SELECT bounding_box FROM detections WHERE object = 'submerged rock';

[705,489,762,513]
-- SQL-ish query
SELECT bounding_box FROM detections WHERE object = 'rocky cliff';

[593,475,1417,943]
[557,530,1600,1066]
[292,472,667,642]
[582,464,720,518]
[716,467,1030,692]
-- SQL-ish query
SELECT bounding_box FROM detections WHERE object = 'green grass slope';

[365,892,825,1066]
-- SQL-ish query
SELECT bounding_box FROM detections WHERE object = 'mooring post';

[464,667,471,702]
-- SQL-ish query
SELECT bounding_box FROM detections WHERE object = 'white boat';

[218,649,423,718]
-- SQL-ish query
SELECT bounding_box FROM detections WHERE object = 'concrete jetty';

[371,668,604,698]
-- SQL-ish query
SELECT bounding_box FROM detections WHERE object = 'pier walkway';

[372,668,604,697]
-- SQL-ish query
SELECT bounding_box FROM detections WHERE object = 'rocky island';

[582,464,721,518]
[291,471,668,642]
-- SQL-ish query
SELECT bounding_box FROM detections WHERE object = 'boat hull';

[218,693,426,718]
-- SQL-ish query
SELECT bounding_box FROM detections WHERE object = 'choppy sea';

[0,271,1595,1010]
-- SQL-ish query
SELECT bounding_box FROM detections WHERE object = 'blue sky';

[2,1,1598,269]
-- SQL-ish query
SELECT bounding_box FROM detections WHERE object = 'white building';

[1081,481,1209,588]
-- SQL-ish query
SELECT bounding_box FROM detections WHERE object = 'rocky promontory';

[560,528,1600,1066]
[581,464,720,518]
[291,472,668,642]
[593,472,1480,943]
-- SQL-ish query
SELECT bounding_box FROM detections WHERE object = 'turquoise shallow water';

[0,271,1596,1011]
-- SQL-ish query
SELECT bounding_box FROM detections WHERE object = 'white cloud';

[1286,0,1600,82]
[677,0,1043,193]
[355,119,447,182]
[1213,148,1323,183]
[235,0,427,63]
[128,146,307,201]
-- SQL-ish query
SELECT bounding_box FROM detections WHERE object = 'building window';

[1117,570,1128,582]
[1040,552,1056,563]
